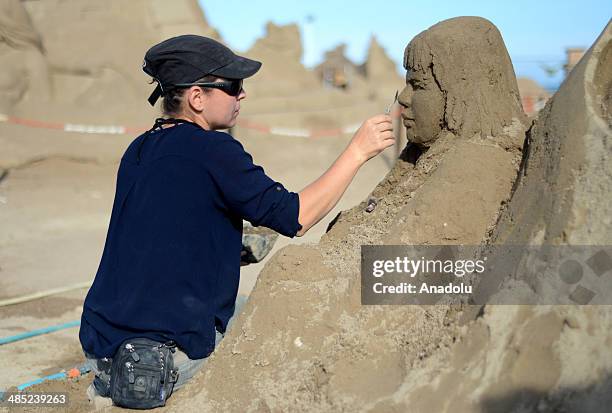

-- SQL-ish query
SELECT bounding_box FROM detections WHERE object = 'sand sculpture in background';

[244,22,320,98]
[314,43,365,89]
[171,17,530,412]
[362,36,404,90]
[235,21,404,132]
[8,0,218,122]
[309,38,404,140]
[0,0,50,113]
[0,2,404,131]
[314,38,402,95]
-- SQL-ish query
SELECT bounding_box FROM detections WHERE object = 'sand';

[164,17,611,413]
[1,5,610,413]
[165,17,527,412]
[0,2,403,404]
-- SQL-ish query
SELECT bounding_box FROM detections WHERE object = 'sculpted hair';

[404,17,526,138]
[161,74,217,117]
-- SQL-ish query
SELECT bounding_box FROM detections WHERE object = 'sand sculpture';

[0,5,403,410]
[1,3,404,132]
[170,17,531,412]
[8,0,217,123]
[244,22,320,98]
[362,36,404,89]
[323,16,527,258]
[491,21,611,246]
[237,22,404,134]
[0,0,50,114]
[314,38,402,96]
[314,43,364,89]
[0,9,606,412]
[390,21,612,412]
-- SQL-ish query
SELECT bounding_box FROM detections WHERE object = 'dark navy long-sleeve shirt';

[79,121,302,359]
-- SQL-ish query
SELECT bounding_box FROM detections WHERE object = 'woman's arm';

[296,114,394,236]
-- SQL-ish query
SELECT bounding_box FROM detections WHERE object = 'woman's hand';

[296,114,395,236]
[347,114,395,164]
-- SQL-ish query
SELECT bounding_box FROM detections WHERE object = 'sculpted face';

[398,17,526,141]
[398,65,445,147]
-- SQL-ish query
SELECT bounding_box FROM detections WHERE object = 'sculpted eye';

[409,79,426,90]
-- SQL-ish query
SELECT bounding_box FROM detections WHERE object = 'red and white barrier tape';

[0,108,401,138]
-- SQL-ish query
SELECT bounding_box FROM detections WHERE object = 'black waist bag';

[109,338,179,409]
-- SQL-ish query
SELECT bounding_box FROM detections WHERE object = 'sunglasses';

[174,79,243,96]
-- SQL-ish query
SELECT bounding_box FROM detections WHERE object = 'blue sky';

[199,1,611,91]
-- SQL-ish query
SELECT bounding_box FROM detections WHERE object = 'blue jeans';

[84,295,247,395]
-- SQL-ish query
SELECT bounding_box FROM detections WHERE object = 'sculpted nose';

[397,85,413,108]
[398,86,414,121]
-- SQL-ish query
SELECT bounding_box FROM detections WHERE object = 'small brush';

[385,90,399,115]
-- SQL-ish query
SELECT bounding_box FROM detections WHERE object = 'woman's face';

[198,78,246,130]
[397,65,445,147]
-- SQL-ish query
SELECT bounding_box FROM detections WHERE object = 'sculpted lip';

[401,114,415,127]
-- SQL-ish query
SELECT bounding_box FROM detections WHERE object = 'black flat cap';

[143,35,262,106]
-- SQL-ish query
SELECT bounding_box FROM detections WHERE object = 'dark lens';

[229,79,243,96]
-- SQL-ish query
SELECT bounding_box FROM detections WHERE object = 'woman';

[79,34,394,405]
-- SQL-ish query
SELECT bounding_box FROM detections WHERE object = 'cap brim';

[212,55,262,80]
